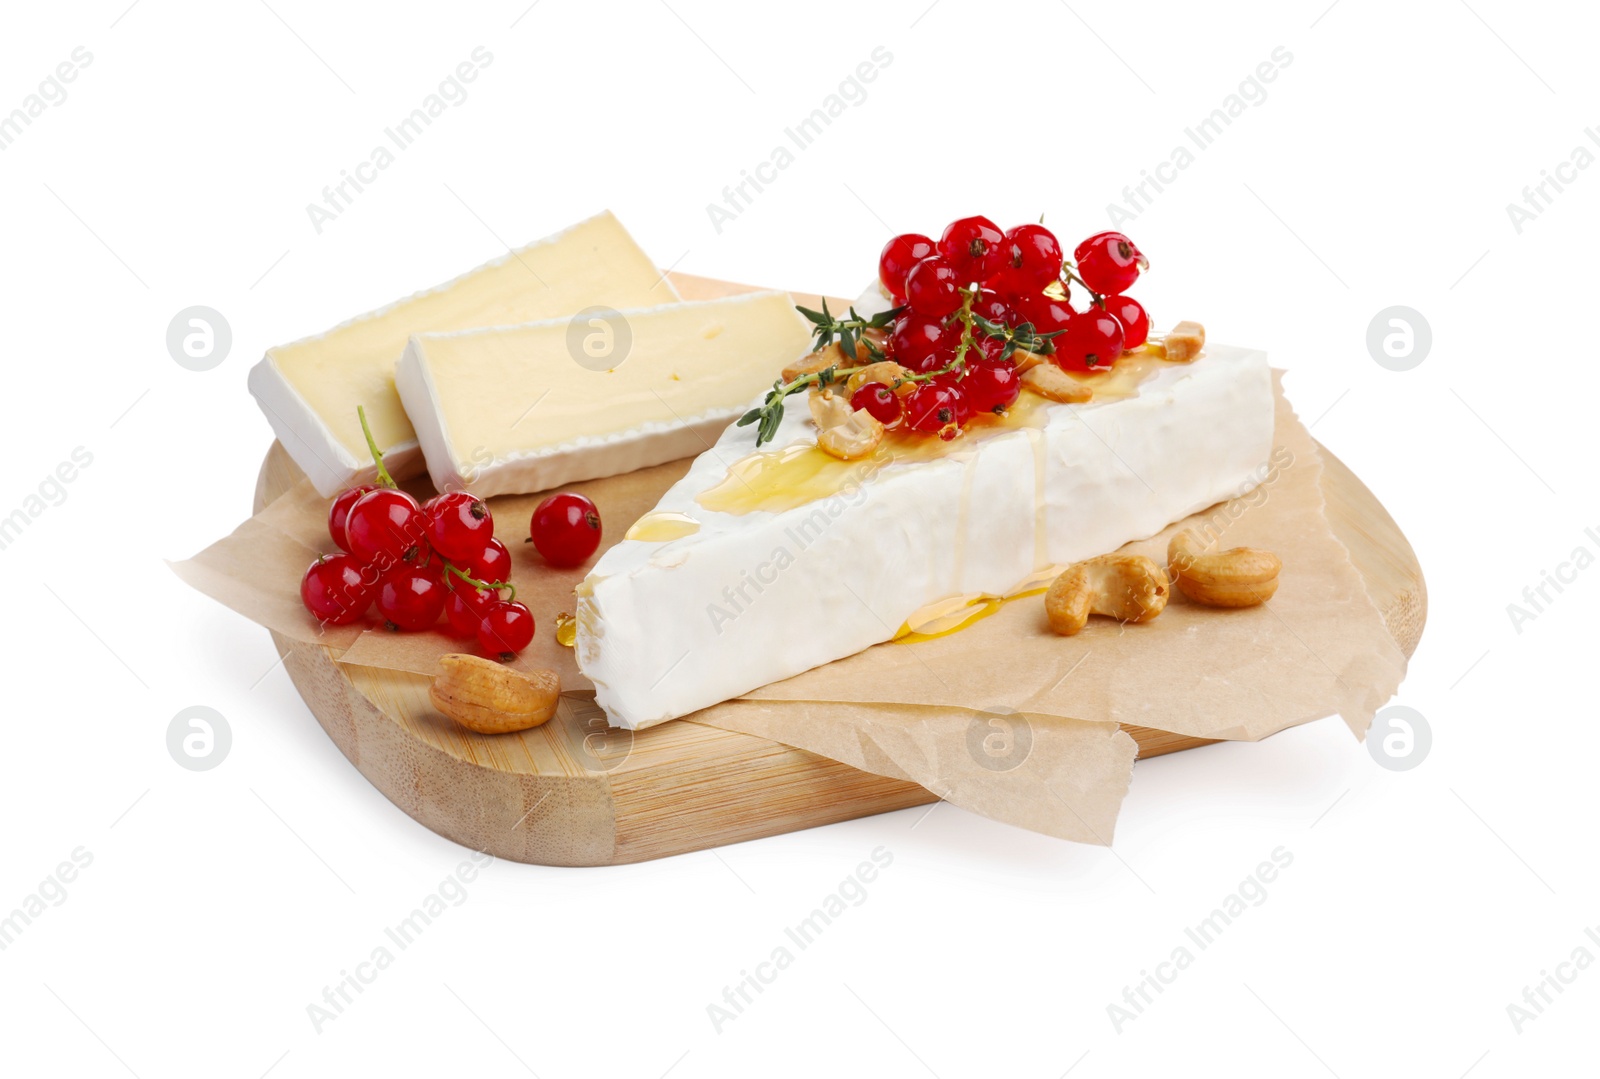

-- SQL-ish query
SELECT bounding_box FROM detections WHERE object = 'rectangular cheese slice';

[394,290,816,498]
[248,211,679,497]
[576,343,1276,729]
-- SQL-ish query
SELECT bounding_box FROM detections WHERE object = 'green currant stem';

[357,406,398,489]
[950,288,978,375]
[1061,265,1104,306]
[445,562,514,602]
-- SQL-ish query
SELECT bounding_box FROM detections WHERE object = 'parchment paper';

[173,374,1407,845]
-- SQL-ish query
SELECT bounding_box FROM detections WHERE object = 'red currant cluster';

[299,410,602,661]
[860,216,1151,439]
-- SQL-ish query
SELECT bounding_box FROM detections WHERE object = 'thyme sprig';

[737,366,849,447]
[972,314,1065,361]
[795,298,903,363]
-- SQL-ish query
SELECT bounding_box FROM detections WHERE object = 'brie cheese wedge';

[576,343,1276,729]
[248,211,679,497]
[395,290,815,498]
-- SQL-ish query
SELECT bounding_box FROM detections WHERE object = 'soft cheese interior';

[249,211,679,497]
[396,290,814,498]
[577,341,1276,729]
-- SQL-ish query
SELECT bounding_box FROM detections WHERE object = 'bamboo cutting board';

[257,273,1426,866]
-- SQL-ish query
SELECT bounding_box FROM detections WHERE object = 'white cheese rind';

[247,356,422,496]
[395,291,815,499]
[250,210,678,497]
[577,345,1276,729]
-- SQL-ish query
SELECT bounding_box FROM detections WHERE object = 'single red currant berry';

[1054,309,1127,372]
[973,288,1016,327]
[995,223,1064,293]
[345,488,425,567]
[530,493,602,567]
[328,484,375,552]
[878,232,936,303]
[929,373,974,426]
[904,381,966,434]
[1009,293,1075,335]
[1074,232,1145,295]
[424,491,495,562]
[961,359,1022,415]
[478,600,535,660]
[300,554,373,625]
[1103,294,1150,350]
[938,216,1006,283]
[904,256,962,317]
[850,382,903,427]
[465,537,513,584]
[889,313,959,372]
[376,565,447,632]
[444,584,497,638]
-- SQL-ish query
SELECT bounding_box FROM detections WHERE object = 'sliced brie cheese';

[248,211,679,497]
[577,344,1276,729]
[395,290,815,498]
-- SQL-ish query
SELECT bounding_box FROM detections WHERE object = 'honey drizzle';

[698,349,1181,518]
[892,564,1068,644]
[624,510,701,542]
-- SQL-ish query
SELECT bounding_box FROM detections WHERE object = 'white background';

[1,0,1594,1075]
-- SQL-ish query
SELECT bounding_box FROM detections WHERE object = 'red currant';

[328,484,375,552]
[904,256,962,317]
[376,565,447,631]
[938,216,1006,283]
[929,373,974,426]
[904,381,965,434]
[973,288,1016,327]
[465,537,513,584]
[530,493,602,567]
[878,233,936,303]
[345,488,425,568]
[300,554,373,625]
[995,224,1064,293]
[1074,232,1145,295]
[850,382,903,427]
[1054,309,1126,372]
[1103,294,1150,350]
[444,584,497,638]
[967,332,1006,365]
[961,359,1022,415]
[889,313,958,373]
[478,600,535,660]
[1009,292,1075,335]
[424,491,494,562]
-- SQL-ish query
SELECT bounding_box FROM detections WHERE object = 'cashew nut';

[1045,555,1170,636]
[809,386,854,430]
[1158,320,1206,363]
[817,407,885,460]
[429,653,560,734]
[1011,347,1047,374]
[845,360,914,396]
[783,342,855,383]
[1167,529,1281,607]
[1021,362,1094,404]
[861,327,889,360]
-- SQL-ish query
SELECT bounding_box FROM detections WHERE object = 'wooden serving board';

[257,273,1426,866]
